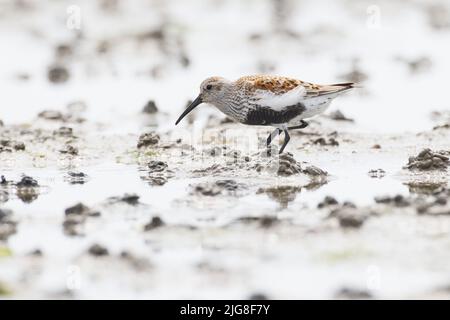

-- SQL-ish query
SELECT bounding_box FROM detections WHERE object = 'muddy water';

[1,0,450,299]
[1,117,449,299]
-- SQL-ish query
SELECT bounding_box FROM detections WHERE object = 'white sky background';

[0,0,449,133]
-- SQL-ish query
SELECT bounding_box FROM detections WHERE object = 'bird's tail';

[328,82,357,92]
[312,82,357,98]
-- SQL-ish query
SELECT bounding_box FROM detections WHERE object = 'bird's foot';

[278,130,290,154]
[266,128,282,148]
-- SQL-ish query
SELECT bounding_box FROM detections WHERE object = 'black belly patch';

[243,103,305,126]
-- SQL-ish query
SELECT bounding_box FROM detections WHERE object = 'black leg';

[288,120,308,130]
[279,129,290,154]
[266,128,282,148]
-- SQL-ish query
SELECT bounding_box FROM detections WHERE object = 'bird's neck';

[214,84,239,110]
[211,88,239,120]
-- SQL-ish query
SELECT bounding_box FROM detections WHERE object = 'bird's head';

[175,77,230,125]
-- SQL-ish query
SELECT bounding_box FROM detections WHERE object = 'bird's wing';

[252,85,307,111]
[303,82,355,98]
[238,76,354,111]
[238,75,305,94]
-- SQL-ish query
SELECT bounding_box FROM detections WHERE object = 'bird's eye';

[206,84,212,90]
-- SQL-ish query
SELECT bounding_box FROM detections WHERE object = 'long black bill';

[175,95,203,125]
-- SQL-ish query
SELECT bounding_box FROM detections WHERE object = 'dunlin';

[175,75,354,153]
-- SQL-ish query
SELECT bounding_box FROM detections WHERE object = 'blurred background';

[1,0,449,133]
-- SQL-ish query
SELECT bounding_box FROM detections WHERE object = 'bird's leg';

[266,128,282,148]
[279,129,290,154]
[288,120,309,130]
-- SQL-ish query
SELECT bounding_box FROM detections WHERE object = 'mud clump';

[119,194,140,205]
[207,146,224,157]
[368,169,386,178]
[317,196,339,208]
[337,210,366,228]
[248,293,269,300]
[60,144,79,156]
[0,146,11,153]
[141,161,172,186]
[16,176,38,188]
[235,216,278,228]
[0,208,17,241]
[416,190,450,216]
[0,140,25,152]
[65,172,89,185]
[62,218,82,236]
[108,194,140,206]
[28,249,43,257]
[374,189,450,214]
[53,127,74,137]
[141,175,168,186]
[55,43,73,58]
[319,196,356,210]
[88,244,109,257]
[396,56,432,74]
[47,65,70,84]
[144,216,165,231]
[38,110,64,121]
[335,287,373,299]
[191,180,244,196]
[65,203,100,217]
[374,194,412,207]
[63,203,100,236]
[417,202,450,216]
[120,251,152,271]
[312,137,339,146]
[142,100,158,114]
[302,165,328,177]
[433,124,450,131]
[259,216,278,228]
[137,132,160,148]
[0,175,40,203]
[430,110,450,130]
[329,205,368,229]
[257,153,328,178]
[328,110,354,122]
[38,106,85,123]
[16,176,40,203]
[404,149,449,171]
[148,161,167,172]
[408,57,432,73]
[275,153,303,176]
[192,183,221,196]
[215,180,241,191]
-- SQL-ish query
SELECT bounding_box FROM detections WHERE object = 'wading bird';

[175,75,354,153]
